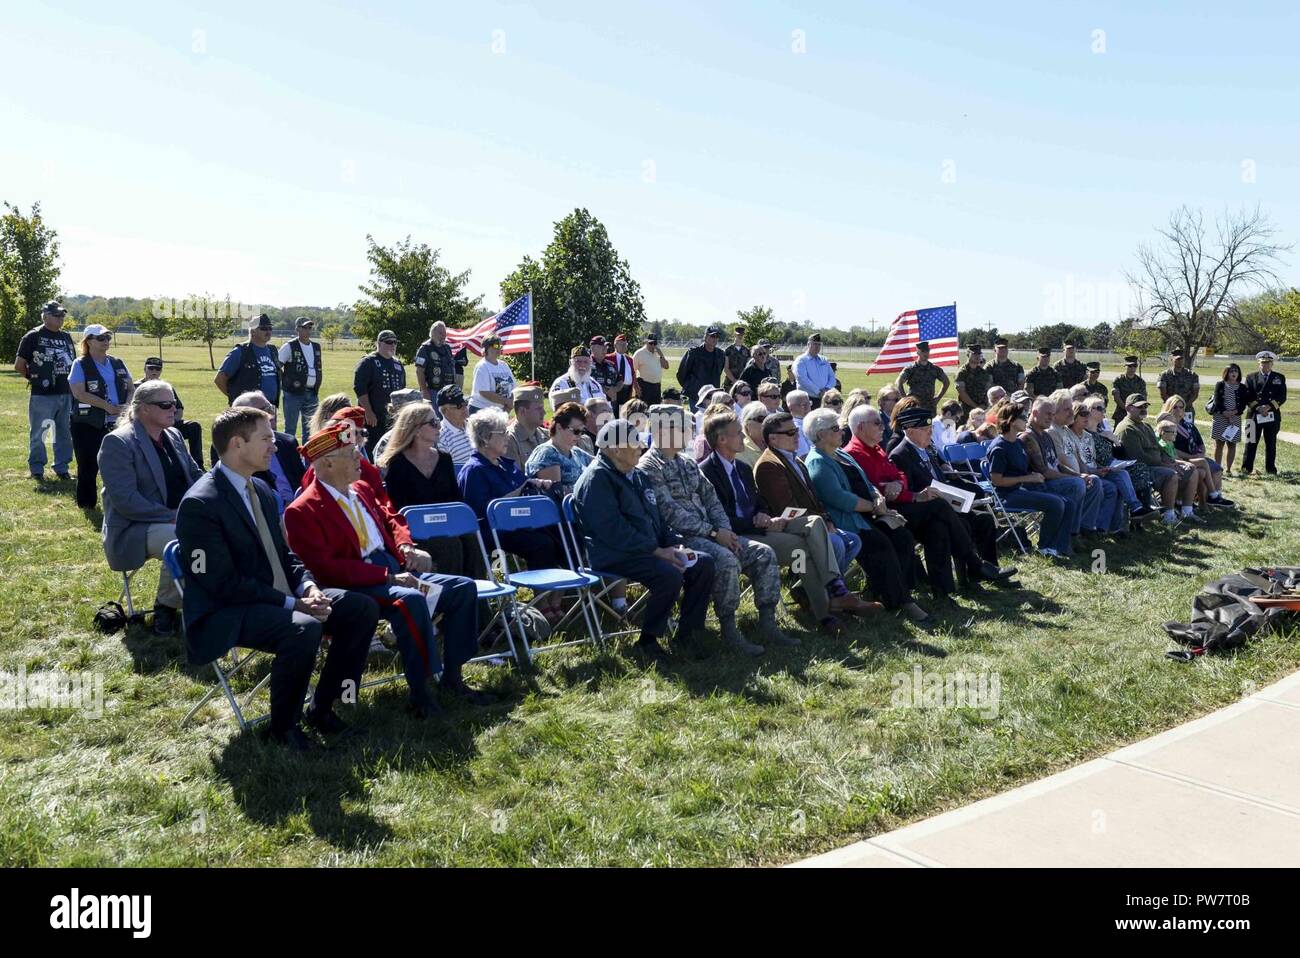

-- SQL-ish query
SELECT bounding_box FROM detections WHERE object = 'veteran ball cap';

[595,418,643,449]
[1010,389,1032,404]
[705,325,722,338]
[893,406,935,429]
[570,345,591,359]
[1126,393,1150,408]
[295,315,314,329]
[144,357,164,369]
[249,313,274,330]
[42,300,67,317]
[436,385,467,407]
[377,329,398,344]
[808,333,823,343]
[512,384,543,404]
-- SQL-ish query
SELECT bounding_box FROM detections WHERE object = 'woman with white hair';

[737,401,769,468]
[457,407,566,621]
[801,407,934,625]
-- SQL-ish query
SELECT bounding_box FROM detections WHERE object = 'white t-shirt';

[549,372,605,406]
[278,340,318,389]
[469,359,515,411]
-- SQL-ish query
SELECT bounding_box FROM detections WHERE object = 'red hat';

[614,333,628,342]
[331,406,367,429]
[300,419,359,463]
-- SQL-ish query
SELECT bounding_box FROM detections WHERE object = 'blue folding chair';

[400,502,529,668]
[485,495,603,656]
[559,494,646,643]
[976,460,1036,555]
[167,539,277,730]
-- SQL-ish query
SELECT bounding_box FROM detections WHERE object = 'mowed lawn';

[2,339,1299,867]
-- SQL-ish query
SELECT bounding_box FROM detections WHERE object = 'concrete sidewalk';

[794,669,1300,867]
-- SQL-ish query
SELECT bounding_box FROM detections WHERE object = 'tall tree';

[736,305,781,347]
[1127,205,1290,364]
[501,208,646,384]
[175,295,237,370]
[0,202,62,359]
[353,235,481,364]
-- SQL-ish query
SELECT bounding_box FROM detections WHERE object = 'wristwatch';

[708,529,719,541]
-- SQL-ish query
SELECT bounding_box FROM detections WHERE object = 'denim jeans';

[281,388,319,443]
[28,392,73,475]
[829,529,862,571]
[1042,476,1086,533]
[1102,468,1140,511]
[1005,486,1072,555]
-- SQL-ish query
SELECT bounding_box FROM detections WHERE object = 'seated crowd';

[92,336,1244,751]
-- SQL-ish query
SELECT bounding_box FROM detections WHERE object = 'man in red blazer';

[284,420,488,716]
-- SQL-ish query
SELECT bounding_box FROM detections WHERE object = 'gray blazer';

[99,421,202,572]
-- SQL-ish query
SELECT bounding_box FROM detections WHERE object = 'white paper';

[415,575,445,622]
[779,507,807,520]
[1220,425,1240,442]
[1108,459,1137,470]
[1255,411,1275,424]
[928,480,975,514]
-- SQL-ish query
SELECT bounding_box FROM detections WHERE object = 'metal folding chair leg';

[120,570,137,618]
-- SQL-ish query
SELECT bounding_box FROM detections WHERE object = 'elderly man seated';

[841,404,1017,595]
[99,378,203,635]
[637,403,791,655]
[572,419,717,663]
[1114,393,1191,526]
[700,409,875,635]
[285,419,489,716]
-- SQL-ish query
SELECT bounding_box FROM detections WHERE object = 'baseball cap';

[249,313,274,331]
[295,316,314,329]
[41,300,67,317]
[1010,389,1032,405]
[144,357,164,369]
[436,385,467,407]
[82,324,110,338]
[1126,393,1149,408]
[705,326,722,338]
[570,345,591,359]
[388,388,422,411]
[588,335,606,347]
[893,406,934,429]
[377,329,398,344]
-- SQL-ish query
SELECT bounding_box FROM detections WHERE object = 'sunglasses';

[736,390,752,397]
[149,401,177,410]
[421,419,441,429]
[772,429,799,437]
[379,339,397,345]
[826,400,843,408]
[92,334,113,342]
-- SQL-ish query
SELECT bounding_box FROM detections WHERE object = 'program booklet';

[928,480,975,514]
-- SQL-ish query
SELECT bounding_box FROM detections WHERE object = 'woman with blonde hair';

[1160,396,1233,508]
[380,401,482,577]
[876,383,902,449]
[310,392,353,435]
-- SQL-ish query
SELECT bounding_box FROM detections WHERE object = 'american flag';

[444,293,533,356]
[866,304,960,374]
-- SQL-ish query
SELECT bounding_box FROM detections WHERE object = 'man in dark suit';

[216,391,306,509]
[887,405,1010,577]
[177,406,379,750]
[698,409,874,634]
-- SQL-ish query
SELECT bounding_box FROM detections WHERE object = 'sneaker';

[1183,511,1206,524]
[1161,512,1180,526]
[1130,505,1159,522]
[368,636,390,656]
[1207,496,1235,508]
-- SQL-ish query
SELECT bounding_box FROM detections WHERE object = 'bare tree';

[1127,205,1290,364]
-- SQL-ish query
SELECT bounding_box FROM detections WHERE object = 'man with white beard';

[550,345,607,407]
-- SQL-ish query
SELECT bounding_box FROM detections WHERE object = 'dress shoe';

[55,472,72,481]
[635,635,672,664]
[152,604,177,636]
[407,697,444,720]
[269,726,317,752]
[977,561,1017,582]
[830,593,880,615]
[304,706,360,738]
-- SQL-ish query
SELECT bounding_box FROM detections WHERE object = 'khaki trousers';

[748,514,840,620]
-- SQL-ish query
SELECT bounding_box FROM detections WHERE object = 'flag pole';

[527,286,534,383]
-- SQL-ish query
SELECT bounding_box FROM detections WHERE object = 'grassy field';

[2,340,1299,867]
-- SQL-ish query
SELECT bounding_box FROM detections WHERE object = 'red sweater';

[843,436,913,504]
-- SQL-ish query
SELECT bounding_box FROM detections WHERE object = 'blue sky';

[3,1,1297,332]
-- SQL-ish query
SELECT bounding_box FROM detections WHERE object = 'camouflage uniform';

[1083,380,1109,407]
[896,360,950,406]
[989,358,1025,393]
[1111,373,1146,420]
[1158,367,1200,404]
[954,363,992,415]
[636,447,782,616]
[1025,365,1062,397]
[1055,358,1088,389]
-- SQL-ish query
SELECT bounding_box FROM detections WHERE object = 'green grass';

[2,341,1299,867]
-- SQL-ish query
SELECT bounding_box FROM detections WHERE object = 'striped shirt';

[438,421,474,467]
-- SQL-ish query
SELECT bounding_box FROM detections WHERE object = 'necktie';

[730,466,752,519]
[339,494,371,554]
[246,478,290,595]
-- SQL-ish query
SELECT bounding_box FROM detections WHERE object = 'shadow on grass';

[211,684,520,851]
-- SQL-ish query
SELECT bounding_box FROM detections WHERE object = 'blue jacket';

[571,452,682,569]
[804,446,875,534]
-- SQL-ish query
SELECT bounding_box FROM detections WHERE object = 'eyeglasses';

[736,390,751,397]
[565,425,585,434]
[489,430,507,438]
[772,429,799,437]
[149,401,177,410]
[826,400,843,409]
